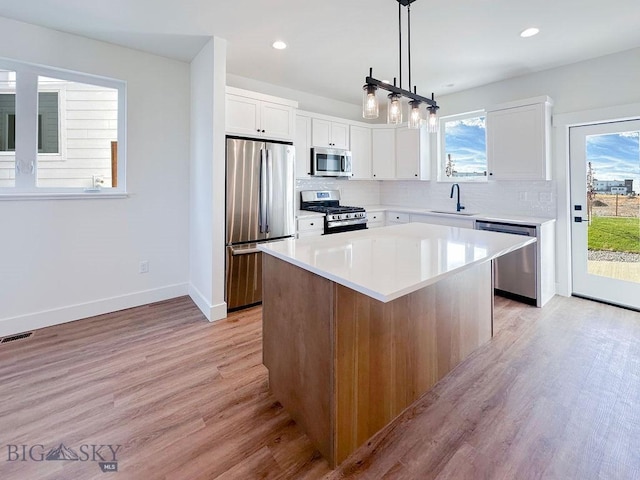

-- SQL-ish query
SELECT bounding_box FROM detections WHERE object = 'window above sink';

[437,110,487,183]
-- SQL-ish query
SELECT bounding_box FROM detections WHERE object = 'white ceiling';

[0,0,639,105]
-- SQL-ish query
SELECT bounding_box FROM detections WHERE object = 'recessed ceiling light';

[445,83,455,88]
[520,27,540,38]
[272,40,287,50]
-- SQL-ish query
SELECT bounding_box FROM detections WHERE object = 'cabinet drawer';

[297,217,324,232]
[386,212,410,224]
[367,211,385,224]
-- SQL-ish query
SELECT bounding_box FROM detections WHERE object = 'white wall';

[0,17,191,336]
[189,37,227,321]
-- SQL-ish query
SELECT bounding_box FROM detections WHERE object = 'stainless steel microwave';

[310,147,352,177]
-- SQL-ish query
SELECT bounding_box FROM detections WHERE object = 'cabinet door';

[226,95,261,136]
[396,127,420,179]
[261,102,294,141]
[350,125,372,179]
[330,122,350,149]
[371,128,396,179]
[295,115,312,178]
[311,119,332,147]
[487,103,548,180]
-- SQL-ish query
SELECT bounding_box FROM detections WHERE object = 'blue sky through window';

[586,131,640,193]
[444,116,487,177]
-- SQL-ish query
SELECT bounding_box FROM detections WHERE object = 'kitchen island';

[259,223,535,467]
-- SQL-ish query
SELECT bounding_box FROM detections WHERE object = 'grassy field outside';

[588,216,640,253]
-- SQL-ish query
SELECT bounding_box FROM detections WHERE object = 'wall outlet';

[92,174,105,188]
[139,261,149,274]
[519,192,528,201]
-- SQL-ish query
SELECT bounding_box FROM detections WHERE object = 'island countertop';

[259,222,535,303]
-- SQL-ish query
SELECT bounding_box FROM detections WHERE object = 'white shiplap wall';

[0,80,118,188]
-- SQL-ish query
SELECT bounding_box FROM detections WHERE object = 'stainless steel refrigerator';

[225,137,295,310]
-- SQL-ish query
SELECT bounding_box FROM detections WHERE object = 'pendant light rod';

[398,1,402,90]
[407,0,412,91]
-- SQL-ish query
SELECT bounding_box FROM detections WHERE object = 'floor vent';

[1,332,34,344]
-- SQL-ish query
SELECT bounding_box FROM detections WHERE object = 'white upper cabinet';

[395,126,430,180]
[295,115,312,178]
[371,127,396,179]
[226,87,297,141]
[349,125,372,179]
[486,96,552,180]
[312,118,349,149]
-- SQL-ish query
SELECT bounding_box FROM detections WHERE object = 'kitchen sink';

[428,210,477,216]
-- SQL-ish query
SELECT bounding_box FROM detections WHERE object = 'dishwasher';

[475,220,538,305]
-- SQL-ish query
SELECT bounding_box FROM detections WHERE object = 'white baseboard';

[0,283,189,337]
[188,283,227,322]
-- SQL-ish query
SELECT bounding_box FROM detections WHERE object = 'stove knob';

[345,214,351,219]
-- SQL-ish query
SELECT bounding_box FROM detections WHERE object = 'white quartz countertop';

[260,222,536,303]
[362,205,555,226]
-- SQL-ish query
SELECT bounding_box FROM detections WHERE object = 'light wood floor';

[0,295,638,479]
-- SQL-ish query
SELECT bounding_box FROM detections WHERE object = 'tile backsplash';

[296,179,381,208]
[380,180,557,217]
[296,178,557,218]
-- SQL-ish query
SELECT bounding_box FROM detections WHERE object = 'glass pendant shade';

[362,85,379,119]
[427,106,439,133]
[387,93,402,125]
[408,100,422,129]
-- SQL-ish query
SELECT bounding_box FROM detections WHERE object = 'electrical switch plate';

[139,261,149,274]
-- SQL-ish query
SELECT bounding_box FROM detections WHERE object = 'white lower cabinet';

[386,212,411,225]
[296,216,324,238]
[366,211,385,228]
[410,213,475,229]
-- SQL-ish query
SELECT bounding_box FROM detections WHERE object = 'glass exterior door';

[570,120,640,309]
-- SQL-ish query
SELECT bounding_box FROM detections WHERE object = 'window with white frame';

[0,59,125,194]
[438,111,487,181]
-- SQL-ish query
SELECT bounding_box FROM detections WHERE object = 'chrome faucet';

[450,183,465,212]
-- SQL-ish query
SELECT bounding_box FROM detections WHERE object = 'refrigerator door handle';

[259,149,267,233]
[266,149,273,234]
[230,246,261,256]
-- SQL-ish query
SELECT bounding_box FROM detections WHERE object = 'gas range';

[300,190,367,235]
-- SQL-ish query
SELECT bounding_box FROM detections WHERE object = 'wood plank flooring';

[0,294,638,479]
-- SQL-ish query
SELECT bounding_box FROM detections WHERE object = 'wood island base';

[262,254,493,467]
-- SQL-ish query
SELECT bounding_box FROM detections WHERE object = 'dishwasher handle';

[475,221,536,237]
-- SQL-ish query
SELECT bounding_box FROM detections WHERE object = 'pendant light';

[361,0,440,131]
[388,93,402,124]
[362,84,379,119]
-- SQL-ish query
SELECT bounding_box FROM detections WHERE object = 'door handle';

[259,149,267,233]
[266,149,273,234]
[231,246,261,256]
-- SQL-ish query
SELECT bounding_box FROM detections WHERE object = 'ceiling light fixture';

[362,0,439,131]
[520,27,540,38]
[272,40,287,50]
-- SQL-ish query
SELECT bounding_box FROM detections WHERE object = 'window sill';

[0,191,129,201]
[436,178,488,184]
